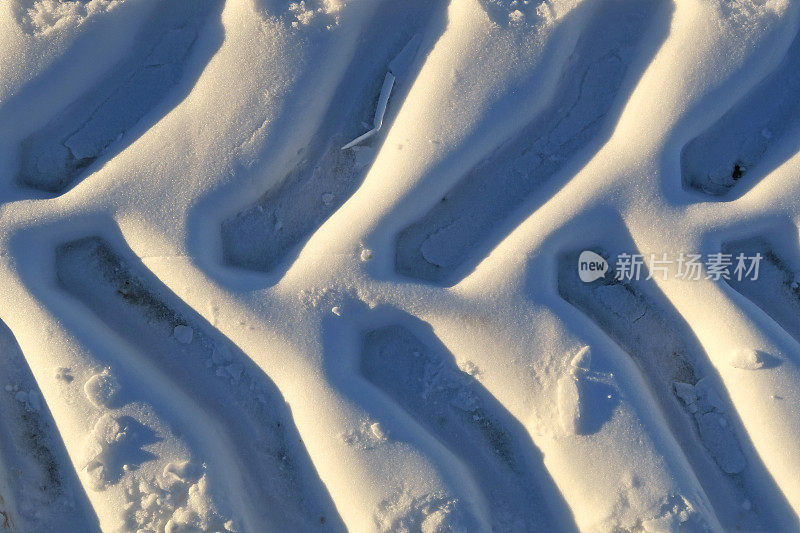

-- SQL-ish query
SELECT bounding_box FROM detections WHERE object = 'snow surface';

[2,0,800,531]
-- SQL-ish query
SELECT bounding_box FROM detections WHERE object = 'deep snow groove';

[361,324,570,532]
[681,27,800,197]
[0,320,99,531]
[557,248,783,531]
[395,0,660,285]
[17,0,221,194]
[220,2,442,273]
[723,236,800,343]
[55,237,344,530]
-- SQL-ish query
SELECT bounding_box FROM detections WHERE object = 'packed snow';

[2,0,800,531]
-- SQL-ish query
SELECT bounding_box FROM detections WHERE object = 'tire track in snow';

[0,319,100,532]
[414,293,724,531]
[103,259,500,531]
[682,26,800,198]
[4,0,800,529]
[221,0,445,275]
[361,321,576,531]
[557,243,796,531]
[55,236,345,530]
[394,0,662,286]
[722,233,800,342]
[5,230,274,531]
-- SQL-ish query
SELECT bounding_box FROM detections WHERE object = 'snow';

[122,463,235,532]
[83,413,131,490]
[556,375,581,435]
[84,370,120,407]
[20,0,132,36]
[1,0,800,530]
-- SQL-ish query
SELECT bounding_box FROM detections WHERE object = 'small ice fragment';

[322,193,334,205]
[570,345,591,369]
[728,348,765,370]
[84,371,120,408]
[15,391,28,403]
[673,382,696,406]
[360,249,373,261]
[173,325,194,344]
[373,97,390,125]
[342,129,376,151]
[370,422,385,441]
[341,72,395,150]
[331,306,342,316]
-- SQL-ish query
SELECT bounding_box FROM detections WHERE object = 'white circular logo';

[578,250,608,283]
